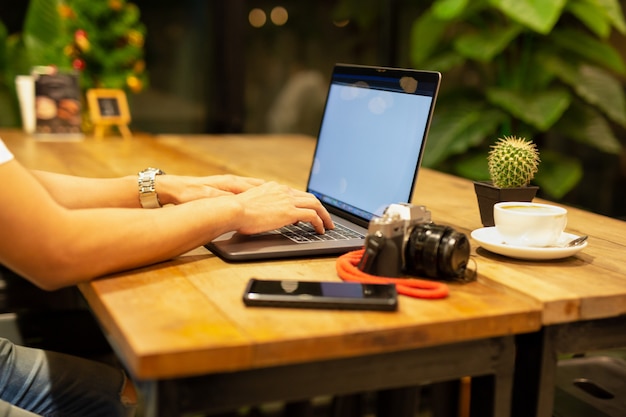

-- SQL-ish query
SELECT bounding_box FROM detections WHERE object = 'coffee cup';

[493,202,567,247]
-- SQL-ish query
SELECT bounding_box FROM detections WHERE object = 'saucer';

[470,227,588,260]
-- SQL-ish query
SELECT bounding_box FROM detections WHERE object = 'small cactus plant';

[487,136,540,188]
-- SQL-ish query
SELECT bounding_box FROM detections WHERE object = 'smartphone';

[243,278,398,311]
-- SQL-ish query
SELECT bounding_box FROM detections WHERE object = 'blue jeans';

[0,338,136,417]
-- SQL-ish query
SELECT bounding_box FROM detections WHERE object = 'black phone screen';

[243,279,398,311]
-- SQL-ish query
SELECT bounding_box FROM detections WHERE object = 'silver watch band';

[138,167,166,208]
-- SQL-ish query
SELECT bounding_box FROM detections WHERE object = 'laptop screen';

[307,65,440,221]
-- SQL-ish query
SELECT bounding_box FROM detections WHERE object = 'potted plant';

[474,136,540,227]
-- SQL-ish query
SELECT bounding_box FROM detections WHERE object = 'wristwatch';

[138,167,166,208]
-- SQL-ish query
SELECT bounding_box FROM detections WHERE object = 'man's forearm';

[31,170,141,209]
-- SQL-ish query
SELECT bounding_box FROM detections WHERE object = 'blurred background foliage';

[408,0,626,200]
[0,0,148,127]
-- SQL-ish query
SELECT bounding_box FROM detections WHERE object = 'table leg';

[136,380,160,417]
[431,381,460,417]
[472,336,516,417]
[513,316,626,417]
[376,386,421,417]
[512,329,557,417]
[283,400,314,417]
[330,394,364,417]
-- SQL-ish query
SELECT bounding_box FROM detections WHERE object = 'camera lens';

[406,224,440,278]
[405,224,470,279]
[437,228,470,277]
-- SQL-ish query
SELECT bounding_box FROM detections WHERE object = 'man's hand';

[231,181,334,235]
[158,174,266,204]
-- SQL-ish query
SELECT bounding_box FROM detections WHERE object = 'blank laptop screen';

[307,68,438,220]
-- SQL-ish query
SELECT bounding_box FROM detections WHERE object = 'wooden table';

[3,129,625,417]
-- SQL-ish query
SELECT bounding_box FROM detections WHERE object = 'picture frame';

[87,88,132,138]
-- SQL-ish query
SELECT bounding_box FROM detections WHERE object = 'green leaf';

[490,0,567,34]
[0,86,19,126]
[23,0,63,47]
[574,66,626,127]
[5,35,32,77]
[550,28,626,74]
[454,151,491,181]
[0,22,7,72]
[422,52,466,73]
[20,0,65,67]
[566,0,626,36]
[423,100,506,166]
[410,9,450,66]
[595,0,626,33]
[454,24,523,62]
[545,57,626,127]
[486,88,571,131]
[566,0,611,38]
[432,0,470,19]
[534,150,583,199]
[555,101,623,155]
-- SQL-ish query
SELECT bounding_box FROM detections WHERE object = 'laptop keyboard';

[278,222,364,243]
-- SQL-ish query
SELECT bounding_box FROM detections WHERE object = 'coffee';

[501,205,561,214]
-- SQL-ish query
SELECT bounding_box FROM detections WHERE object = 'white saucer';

[470,227,587,260]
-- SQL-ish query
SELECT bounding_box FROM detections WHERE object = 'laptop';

[206,64,441,261]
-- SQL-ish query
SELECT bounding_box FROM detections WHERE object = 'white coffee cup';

[15,75,36,134]
[493,202,567,247]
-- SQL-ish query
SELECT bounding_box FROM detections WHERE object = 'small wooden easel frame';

[87,88,132,139]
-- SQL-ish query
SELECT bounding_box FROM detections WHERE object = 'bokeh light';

[270,6,288,26]
[249,8,267,28]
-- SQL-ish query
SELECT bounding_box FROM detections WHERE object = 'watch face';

[141,167,165,175]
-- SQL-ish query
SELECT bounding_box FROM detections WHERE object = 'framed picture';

[87,88,132,138]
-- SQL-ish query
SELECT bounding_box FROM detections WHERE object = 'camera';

[358,203,470,279]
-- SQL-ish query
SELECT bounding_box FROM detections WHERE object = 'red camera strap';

[336,249,449,299]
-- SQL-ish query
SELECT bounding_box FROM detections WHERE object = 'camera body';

[359,203,470,279]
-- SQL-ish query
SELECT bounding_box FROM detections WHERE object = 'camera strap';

[336,249,449,299]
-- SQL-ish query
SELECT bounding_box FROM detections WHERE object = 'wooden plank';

[79,250,253,379]
[186,255,539,371]
[83,245,538,378]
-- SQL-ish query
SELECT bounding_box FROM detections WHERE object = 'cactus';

[487,136,540,188]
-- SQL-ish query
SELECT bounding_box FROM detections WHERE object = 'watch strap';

[138,167,165,208]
